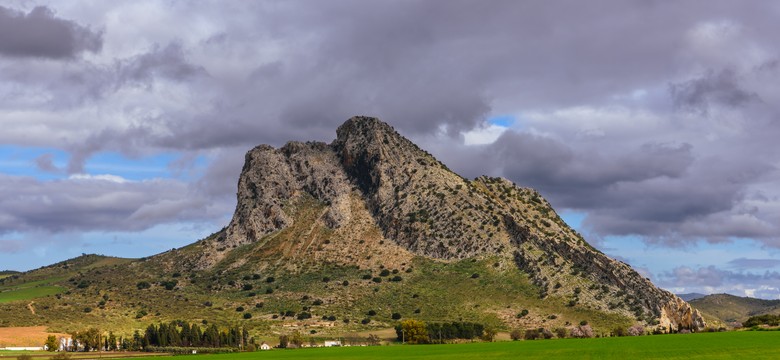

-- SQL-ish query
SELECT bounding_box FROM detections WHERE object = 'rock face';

[215,116,704,331]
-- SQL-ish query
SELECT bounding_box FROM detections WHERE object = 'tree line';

[62,321,250,352]
[394,320,488,344]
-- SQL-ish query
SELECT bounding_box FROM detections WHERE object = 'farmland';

[44,331,774,360]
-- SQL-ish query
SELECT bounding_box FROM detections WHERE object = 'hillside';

[0,116,703,339]
[690,294,780,325]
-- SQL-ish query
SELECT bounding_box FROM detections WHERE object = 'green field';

[123,331,780,360]
[0,285,64,303]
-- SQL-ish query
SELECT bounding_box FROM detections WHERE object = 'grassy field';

[0,286,64,304]
[124,331,779,360]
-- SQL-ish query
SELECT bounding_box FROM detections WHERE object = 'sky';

[1,1,779,299]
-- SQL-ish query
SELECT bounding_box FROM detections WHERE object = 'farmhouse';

[260,342,271,350]
[324,340,341,347]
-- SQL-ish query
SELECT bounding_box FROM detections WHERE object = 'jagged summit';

[195,116,706,331]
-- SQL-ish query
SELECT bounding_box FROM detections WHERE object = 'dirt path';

[27,301,36,315]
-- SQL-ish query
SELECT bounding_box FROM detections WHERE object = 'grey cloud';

[728,258,780,270]
[670,69,762,114]
[35,153,61,173]
[0,174,220,234]
[117,42,209,86]
[0,6,102,58]
[657,265,780,299]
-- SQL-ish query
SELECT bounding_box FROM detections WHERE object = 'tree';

[288,330,304,348]
[45,335,58,352]
[396,319,429,344]
[481,327,497,342]
[366,334,381,346]
[510,329,523,341]
[73,328,100,351]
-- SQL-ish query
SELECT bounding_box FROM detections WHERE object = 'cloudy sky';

[1,1,779,299]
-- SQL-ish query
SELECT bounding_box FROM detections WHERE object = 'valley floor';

[5,331,774,360]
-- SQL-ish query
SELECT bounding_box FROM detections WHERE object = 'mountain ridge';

[193,116,704,331]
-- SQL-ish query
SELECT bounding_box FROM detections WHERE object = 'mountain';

[690,293,780,325]
[678,293,708,302]
[0,116,703,337]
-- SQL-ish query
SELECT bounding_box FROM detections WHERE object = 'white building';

[324,340,341,347]
[260,342,271,350]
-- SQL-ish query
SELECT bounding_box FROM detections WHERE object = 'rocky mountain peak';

[203,116,706,332]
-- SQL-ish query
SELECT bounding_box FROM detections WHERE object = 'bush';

[516,309,529,318]
[136,281,151,290]
[628,324,645,336]
[390,276,403,282]
[554,327,567,338]
[372,277,382,283]
[570,324,594,338]
[367,310,377,316]
[322,277,330,282]
[242,284,253,291]
[83,307,92,313]
[380,269,391,277]
[524,329,540,340]
[236,306,244,312]
[266,277,275,283]
[243,313,252,319]
[392,312,402,320]
[297,312,312,320]
[361,318,371,324]
[471,273,480,279]
[510,329,523,341]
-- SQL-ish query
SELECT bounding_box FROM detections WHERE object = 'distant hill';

[678,293,708,302]
[0,116,704,337]
[690,294,780,325]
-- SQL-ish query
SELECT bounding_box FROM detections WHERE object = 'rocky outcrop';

[217,115,705,330]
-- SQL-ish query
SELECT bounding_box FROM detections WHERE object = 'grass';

[0,286,64,303]
[124,331,779,360]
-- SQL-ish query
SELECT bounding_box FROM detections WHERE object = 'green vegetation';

[744,314,780,327]
[0,285,64,303]
[125,331,780,360]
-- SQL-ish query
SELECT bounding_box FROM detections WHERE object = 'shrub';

[392,312,402,320]
[243,313,252,319]
[362,274,372,280]
[372,277,382,283]
[516,309,529,318]
[570,324,594,338]
[554,327,567,338]
[322,277,330,282]
[367,310,377,316]
[236,306,244,312]
[628,324,645,336]
[361,318,371,324]
[471,273,480,279]
[510,329,523,341]
[297,312,312,320]
[266,277,275,283]
[242,284,253,291]
[380,269,391,277]
[390,276,403,282]
[83,307,92,313]
[524,329,540,340]
[136,281,151,290]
